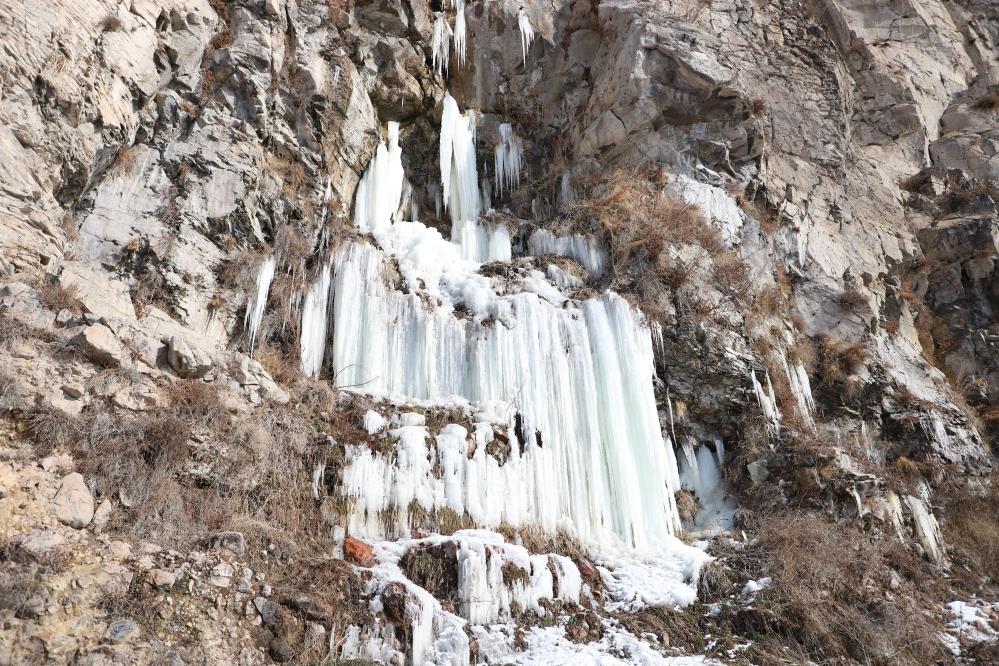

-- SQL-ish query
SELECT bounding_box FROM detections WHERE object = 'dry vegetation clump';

[837,283,869,314]
[724,512,949,664]
[812,334,866,403]
[971,90,999,111]
[400,541,459,610]
[560,169,746,320]
[939,474,999,591]
[100,15,123,32]
[35,278,84,314]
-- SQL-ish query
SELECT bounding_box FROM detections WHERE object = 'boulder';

[57,262,136,321]
[166,335,212,378]
[343,536,376,567]
[74,324,128,367]
[52,472,94,528]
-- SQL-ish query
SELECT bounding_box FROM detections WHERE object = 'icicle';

[431,13,452,75]
[244,256,275,351]
[518,7,535,65]
[526,229,608,278]
[300,262,332,378]
[453,0,467,68]
[751,370,781,431]
[558,171,575,208]
[353,121,405,235]
[493,123,523,196]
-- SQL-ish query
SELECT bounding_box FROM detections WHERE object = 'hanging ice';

[778,348,816,430]
[244,255,275,351]
[453,0,467,68]
[494,123,523,196]
[527,229,608,278]
[676,439,736,533]
[431,13,452,75]
[300,262,332,378]
[518,7,535,65]
[353,122,405,235]
[751,369,781,430]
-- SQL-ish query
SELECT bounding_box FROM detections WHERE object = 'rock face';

[1,0,998,664]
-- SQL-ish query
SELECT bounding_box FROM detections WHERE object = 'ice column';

[353,122,405,235]
[244,255,275,351]
[300,262,332,378]
[453,0,467,68]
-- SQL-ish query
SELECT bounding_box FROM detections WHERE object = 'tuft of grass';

[37,279,84,315]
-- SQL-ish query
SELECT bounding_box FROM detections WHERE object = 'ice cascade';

[431,13,452,75]
[300,262,332,378]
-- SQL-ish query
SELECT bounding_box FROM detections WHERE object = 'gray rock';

[166,335,212,378]
[105,618,138,643]
[73,324,128,368]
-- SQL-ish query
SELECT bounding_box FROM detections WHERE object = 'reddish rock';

[344,536,376,567]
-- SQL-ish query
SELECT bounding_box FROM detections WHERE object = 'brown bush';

[971,91,999,110]
[37,279,83,314]
[838,284,869,313]
[100,15,123,32]
[559,170,735,320]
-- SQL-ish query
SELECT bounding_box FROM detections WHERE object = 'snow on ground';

[941,599,999,657]
[473,623,719,665]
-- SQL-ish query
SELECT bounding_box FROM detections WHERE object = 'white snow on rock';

[941,599,999,657]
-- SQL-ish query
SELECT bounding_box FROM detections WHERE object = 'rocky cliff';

[1,0,998,664]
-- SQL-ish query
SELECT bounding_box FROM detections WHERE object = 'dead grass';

[726,512,949,664]
[559,169,742,320]
[838,284,869,314]
[162,379,228,429]
[940,474,999,590]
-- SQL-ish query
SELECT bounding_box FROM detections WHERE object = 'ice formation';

[299,261,331,378]
[751,369,781,430]
[518,7,535,65]
[677,439,736,534]
[353,121,404,235]
[668,174,745,246]
[440,93,493,258]
[779,349,815,430]
[243,255,275,351]
[453,0,467,68]
[431,13,452,75]
[494,123,523,196]
[527,229,608,278]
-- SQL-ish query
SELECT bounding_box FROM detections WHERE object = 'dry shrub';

[163,379,227,428]
[815,335,865,392]
[838,284,869,313]
[265,153,309,201]
[100,15,123,32]
[37,279,83,314]
[205,27,233,58]
[749,97,766,118]
[735,512,948,664]
[941,475,999,588]
[971,91,999,110]
[255,342,303,386]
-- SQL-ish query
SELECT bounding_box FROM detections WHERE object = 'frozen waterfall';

[494,123,523,196]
